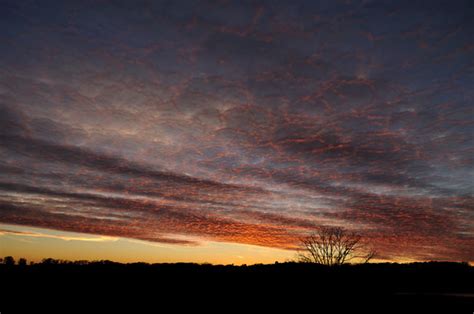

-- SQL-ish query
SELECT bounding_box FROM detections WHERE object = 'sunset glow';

[0,0,473,264]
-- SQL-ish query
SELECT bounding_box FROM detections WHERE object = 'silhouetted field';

[2,261,473,311]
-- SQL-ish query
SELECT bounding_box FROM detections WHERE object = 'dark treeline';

[2,257,473,310]
[2,255,472,269]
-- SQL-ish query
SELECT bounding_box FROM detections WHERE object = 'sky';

[0,0,473,264]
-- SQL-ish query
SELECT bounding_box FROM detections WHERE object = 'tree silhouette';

[41,258,60,265]
[18,258,27,267]
[297,227,376,265]
[3,256,15,266]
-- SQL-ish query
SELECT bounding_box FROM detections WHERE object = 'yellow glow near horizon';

[0,223,294,265]
[2,224,471,265]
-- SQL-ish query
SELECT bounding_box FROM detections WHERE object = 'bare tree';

[297,227,376,265]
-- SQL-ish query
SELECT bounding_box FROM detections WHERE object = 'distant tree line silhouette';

[2,255,472,310]
[1,255,470,269]
[0,256,119,266]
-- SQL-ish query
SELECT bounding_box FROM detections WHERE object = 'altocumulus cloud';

[0,0,473,261]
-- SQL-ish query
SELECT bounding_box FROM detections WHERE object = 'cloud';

[0,0,473,262]
[0,228,118,242]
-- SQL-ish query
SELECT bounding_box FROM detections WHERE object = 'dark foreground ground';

[1,261,473,312]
